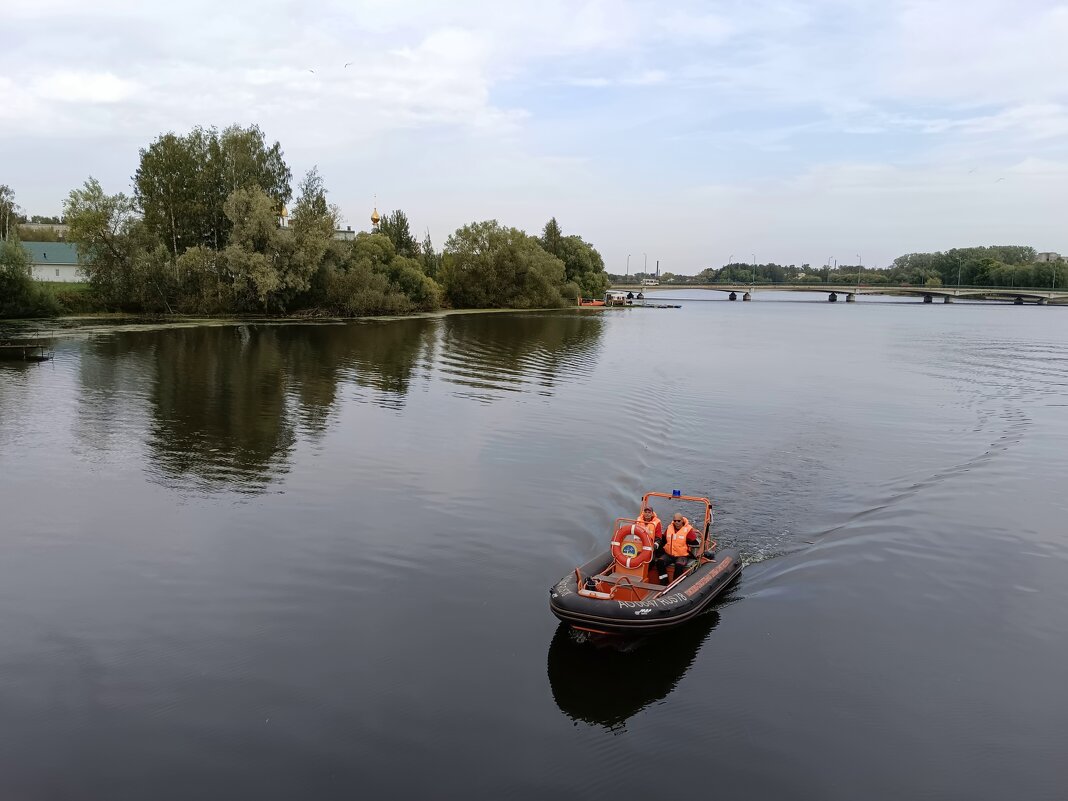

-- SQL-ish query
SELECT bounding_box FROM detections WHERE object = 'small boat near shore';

[549,491,741,635]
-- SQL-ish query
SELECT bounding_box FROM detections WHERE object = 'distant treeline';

[0,125,609,319]
[613,245,1066,289]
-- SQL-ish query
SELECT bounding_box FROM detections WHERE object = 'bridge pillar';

[846,293,855,302]
[943,296,954,303]
[1014,297,1024,305]
[742,292,751,301]
[923,294,933,303]
[728,291,737,301]
[828,292,837,302]
[1037,297,1048,305]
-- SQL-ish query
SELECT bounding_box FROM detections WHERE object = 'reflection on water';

[344,317,439,408]
[547,612,720,731]
[71,313,605,491]
[439,312,604,401]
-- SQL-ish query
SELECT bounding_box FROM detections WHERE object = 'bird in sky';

[995,177,1005,182]
[344,62,353,68]
[308,69,316,74]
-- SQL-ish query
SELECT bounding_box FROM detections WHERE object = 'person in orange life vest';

[637,506,662,542]
[653,512,700,582]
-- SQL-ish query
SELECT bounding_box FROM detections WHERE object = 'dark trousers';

[653,554,689,582]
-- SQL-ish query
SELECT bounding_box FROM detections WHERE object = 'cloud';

[2,0,1066,265]
[32,71,139,103]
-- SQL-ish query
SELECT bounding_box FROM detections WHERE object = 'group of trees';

[438,218,607,310]
[887,246,1066,288]
[0,238,60,318]
[1,124,609,319]
[609,245,1066,289]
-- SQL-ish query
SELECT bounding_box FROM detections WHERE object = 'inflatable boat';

[549,491,742,635]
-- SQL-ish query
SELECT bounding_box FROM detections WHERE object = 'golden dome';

[371,207,380,225]
[279,205,288,218]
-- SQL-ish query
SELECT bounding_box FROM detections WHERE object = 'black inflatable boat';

[549,491,742,635]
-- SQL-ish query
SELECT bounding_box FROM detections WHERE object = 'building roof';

[21,241,81,265]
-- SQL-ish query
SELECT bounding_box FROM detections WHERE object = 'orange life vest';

[637,514,662,540]
[664,518,696,557]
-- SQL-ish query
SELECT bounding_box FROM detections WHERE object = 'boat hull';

[549,548,742,635]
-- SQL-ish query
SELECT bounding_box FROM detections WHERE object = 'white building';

[1036,252,1063,263]
[23,242,84,282]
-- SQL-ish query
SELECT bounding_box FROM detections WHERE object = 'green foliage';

[0,184,19,241]
[135,124,292,256]
[16,226,64,242]
[55,124,611,318]
[0,237,60,318]
[541,218,562,257]
[378,209,418,258]
[539,219,608,298]
[890,246,1046,286]
[64,178,154,310]
[420,231,441,280]
[441,220,569,309]
[317,233,440,316]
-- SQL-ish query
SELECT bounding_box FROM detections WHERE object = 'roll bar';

[641,491,715,554]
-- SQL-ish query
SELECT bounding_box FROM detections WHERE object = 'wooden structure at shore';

[0,341,53,362]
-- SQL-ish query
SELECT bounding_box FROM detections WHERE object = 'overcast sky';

[3,0,1066,272]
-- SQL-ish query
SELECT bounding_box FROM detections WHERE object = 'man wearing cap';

[637,505,662,543]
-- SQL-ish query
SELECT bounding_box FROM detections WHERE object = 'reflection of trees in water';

[74,320,442,492]
[75,335,157,455]
[0,361,38,434]
[546,613,719,731]
[343,318,439,405]
[439,312,605,399]
[70,314,602,491]
[148,326,296,491]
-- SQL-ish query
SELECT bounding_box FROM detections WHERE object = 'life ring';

[611,524,654,569]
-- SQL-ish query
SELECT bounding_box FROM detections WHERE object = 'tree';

[539,218,608,298]
[378,209,418,258]
[221,174,341,312]
[0,184,20,241]
[555,234,609,298]
[541,217,562,257]
[0,234,60,318]
[134,124,292,257]
[420,230,441,279]
[440,220,568,309]
[222,187,289,310]
[65,178,157,309]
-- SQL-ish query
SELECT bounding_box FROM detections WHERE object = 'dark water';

[2,295,1066,800]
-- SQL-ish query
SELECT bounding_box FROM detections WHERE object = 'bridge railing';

[610,281,1065,292]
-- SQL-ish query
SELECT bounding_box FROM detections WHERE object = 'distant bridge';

[610,282,1068,305]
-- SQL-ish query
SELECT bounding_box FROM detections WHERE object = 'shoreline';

[0,305,603,341]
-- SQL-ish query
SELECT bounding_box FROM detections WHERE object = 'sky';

[2,0,1066,273]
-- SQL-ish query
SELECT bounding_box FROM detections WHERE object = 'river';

[1,293,1066,799]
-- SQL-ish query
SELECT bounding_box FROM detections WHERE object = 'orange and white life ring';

[611,524,654,569]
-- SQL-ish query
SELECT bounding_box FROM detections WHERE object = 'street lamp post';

[727,253,733,283]
[643,253,648,276]
[626,254,630,280]
[957,257,962,289]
